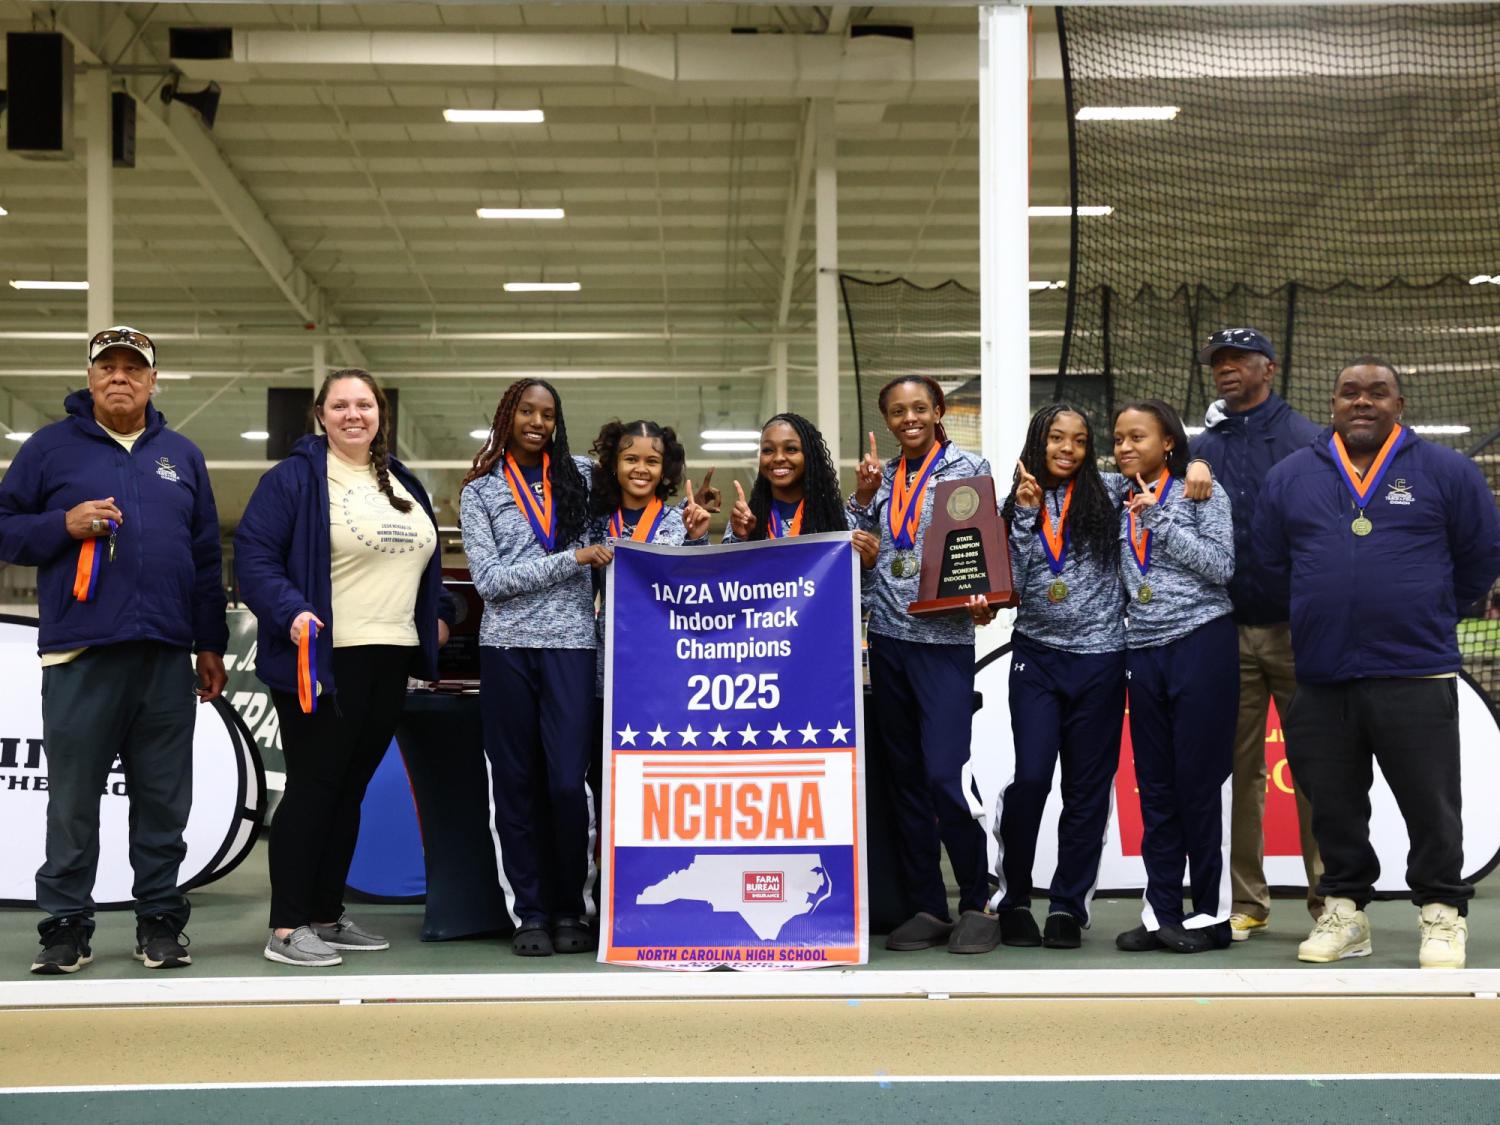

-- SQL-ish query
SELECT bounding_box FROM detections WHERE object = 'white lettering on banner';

[0,619,265,906]
[613,751,854,847]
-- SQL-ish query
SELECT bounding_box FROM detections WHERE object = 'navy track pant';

[991,635,1126,924]
[867,633,989,918]
[479,646,597,927]
[1126,615,1237,937]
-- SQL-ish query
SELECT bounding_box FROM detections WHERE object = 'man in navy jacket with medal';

[1254,357,1500,969]
[0,327,229,976]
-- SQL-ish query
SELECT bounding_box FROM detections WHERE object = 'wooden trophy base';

[907,589,1018,617]
[903,477,1017,618]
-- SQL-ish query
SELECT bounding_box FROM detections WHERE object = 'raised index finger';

[868,431,878,459]
[700,466,715,490]
[733,480,747,504]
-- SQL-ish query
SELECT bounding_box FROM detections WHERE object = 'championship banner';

[600,534,866,970]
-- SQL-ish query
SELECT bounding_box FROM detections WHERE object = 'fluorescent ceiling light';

[0,206,8,217]
[1412,424,1471,435]
[155,373,192,381]
[1029,206,1113,218]
[701,429,761,441]
[5,431,32,441]
[444,108,544,124]
[469,428,492,440]
[1028,280,1067,291]
[1469,274,1498,285]
[9,279,89,290]
[1076,106,1180,121]
[503,281,581,293]
[477,207,565,221]
[1184,426,1206,436]
[240,430,270,440]
[701,442,758,453]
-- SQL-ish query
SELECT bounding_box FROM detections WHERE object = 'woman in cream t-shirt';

[235,368,454,968]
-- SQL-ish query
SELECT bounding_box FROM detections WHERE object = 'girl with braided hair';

[459,379,609,957]
[989,404,1214,951]
[237,368,455,967]
[724,412,879,567]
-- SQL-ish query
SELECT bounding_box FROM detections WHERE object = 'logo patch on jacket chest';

[1385,477,1414,506]
[155,456,180,483]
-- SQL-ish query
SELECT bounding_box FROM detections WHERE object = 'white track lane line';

[3,1074,1500,1096]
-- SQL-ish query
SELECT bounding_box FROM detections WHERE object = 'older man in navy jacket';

[1190,327,1323,942]
[0,327,228,976]
[1255,357,1500,969]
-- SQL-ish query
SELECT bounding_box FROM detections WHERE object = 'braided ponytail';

[315,368,412,513]
[368,425,413,513]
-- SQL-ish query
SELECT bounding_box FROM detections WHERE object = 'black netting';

[1055,4,1500,697]
[839,275,982,452]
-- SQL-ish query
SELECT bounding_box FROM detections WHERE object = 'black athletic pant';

[1284,677,1469,914]
[37,642,197,937]
[268,644,411,930]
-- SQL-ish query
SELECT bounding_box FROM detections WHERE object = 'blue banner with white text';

[600,534,867,970]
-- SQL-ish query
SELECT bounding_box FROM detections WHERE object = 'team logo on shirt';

[1385,478,1414,506]
[154,457,180,483]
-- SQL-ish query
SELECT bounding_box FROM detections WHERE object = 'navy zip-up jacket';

[0,389,228,655]
[1253,428,1500,683]
[235,434,456,699]
[1190,392,1320,625]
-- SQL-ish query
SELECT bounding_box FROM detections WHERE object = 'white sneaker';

[1418,903,1467,969]
[1297,897,1372,963]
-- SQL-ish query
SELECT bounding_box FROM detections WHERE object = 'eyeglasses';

[90,328,154,353]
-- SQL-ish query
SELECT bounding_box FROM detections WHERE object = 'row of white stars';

[616,721,851,748]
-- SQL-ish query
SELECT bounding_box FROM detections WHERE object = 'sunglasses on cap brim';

[90,329,154,354]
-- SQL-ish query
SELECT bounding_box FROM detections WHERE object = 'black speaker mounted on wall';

[111,92,135,168]
[6,32,74,158]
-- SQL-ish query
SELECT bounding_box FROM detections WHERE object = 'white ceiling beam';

[53,5,367,369]
[173,29,979,98]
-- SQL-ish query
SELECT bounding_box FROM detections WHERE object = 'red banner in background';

[1114,697,1304,857]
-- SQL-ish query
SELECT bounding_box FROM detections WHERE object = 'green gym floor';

[3,838,1496,980]
[2,842,1497,1124]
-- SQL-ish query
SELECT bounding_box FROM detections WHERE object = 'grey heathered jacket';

[1119,477,1235,649]
[1008,481,1128,655]
[850,443,995,647]
[460,454,598,650]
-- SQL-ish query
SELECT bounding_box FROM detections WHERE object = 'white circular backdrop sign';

[0,618,266,907]
[969,642,1500,895]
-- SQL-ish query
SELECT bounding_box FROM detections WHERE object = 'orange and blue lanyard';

[766,499,804,539]
[887,443,945,549]
[1330,424,1406,513]
[297,620,319,714]
[1127,472,1173,577]
[71,520,117,602]
[1036,480,1074,577]
[609,496,666,542]
[502,452,556,550]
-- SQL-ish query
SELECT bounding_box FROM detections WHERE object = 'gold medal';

[1351,515,1373,537]
[1137,583,1153,604]
[891,550,919,579]
[1047,579,1069,603]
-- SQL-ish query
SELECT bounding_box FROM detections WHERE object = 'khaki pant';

[1230,624,1324,920]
